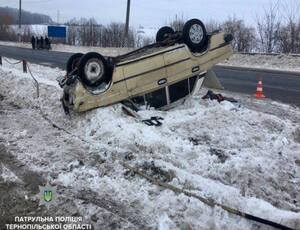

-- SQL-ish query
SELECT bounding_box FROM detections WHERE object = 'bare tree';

[65,18,136,48]
[222,16,257,52]
[0,13,17,41]
[256,1,281,53]
[169,14,185,31]
[22,25,33,42]
[66,18,78,45]
[206,20,220,33]
[279,0,300,53]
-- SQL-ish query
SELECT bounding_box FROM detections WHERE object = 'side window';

[145,88,167,108]
[169,79,189,103]
[131,96,146,106]
[131,76,199,109]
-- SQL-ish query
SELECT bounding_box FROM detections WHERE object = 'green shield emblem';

[43,190,52,202]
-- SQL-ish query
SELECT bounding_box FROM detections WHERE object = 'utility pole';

[18,0,22,42]
[124,0,131,47]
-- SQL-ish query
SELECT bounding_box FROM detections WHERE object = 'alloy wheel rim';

[189,24,203,44]
[84,59,104,83]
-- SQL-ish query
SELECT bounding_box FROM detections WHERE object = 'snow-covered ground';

[0,40,134,56]
[0,59,300,229]
[1,40,300,73]
[221,53,300,73]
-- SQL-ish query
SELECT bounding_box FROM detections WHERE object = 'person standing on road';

[31,36,36,49]
[40,36,44,49]
[45,36,51,50]
[36,37,40,49]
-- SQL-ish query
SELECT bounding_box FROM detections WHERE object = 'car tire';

[66,53,83,75]
[156,26,175,43]
[78,52,110,87]
[182,19,207,52]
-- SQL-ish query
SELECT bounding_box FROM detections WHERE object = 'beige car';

[58,19,233,113]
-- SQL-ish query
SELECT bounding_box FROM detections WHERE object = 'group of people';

[31,36,51,50]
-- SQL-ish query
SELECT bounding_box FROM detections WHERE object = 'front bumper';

[57,75,78,114]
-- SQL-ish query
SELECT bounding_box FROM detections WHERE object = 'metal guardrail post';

[0,56,2,66]
[22,59,27,73]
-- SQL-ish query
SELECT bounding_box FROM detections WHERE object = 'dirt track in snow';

[0,92,149,229]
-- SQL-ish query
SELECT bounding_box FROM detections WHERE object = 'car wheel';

[66,53,83,75]
[156,26,175,43]
[182,19,207,52]
[78,52,110,87]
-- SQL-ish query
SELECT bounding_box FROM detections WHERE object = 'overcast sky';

[0,0,292,27]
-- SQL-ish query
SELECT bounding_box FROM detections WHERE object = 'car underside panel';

[198,46,232,72]
[123,55,167,96]
[164,46,196,84]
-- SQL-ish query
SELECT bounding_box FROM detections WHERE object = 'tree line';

[0,7,52,25]
[65,18,139,48]
[208,0,300,53]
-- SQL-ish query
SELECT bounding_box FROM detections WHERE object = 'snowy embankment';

[1,40,300,73]
[0,40,133,56]
[220,53,300,73]
[0,59,300,229]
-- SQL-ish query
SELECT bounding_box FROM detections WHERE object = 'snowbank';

[220,53,300,73]
[0,41,134,56]
[0,59,300,229]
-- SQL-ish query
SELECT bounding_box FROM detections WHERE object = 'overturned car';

[58,19,233,113]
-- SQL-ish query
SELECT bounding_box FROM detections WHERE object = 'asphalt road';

[214,66,300,106]
[1,45,299,106]
[0,45,72,68]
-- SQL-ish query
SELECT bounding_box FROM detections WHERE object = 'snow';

[158,213,175,230]
[10,24,47,36]
[220,53,300,73]
[0,40,134,56]
[0,57,63,87]
[0,164,22,183]
[0,58,300,229]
